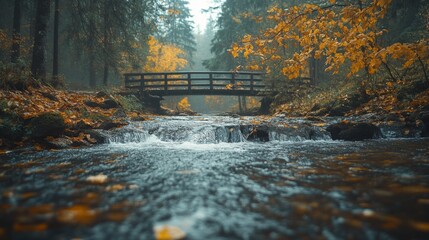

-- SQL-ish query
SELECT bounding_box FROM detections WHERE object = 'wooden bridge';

[124,71,272,97]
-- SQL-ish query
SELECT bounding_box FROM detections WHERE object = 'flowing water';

[1,116,429,240]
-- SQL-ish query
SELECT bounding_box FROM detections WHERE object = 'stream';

[1,116,429,239]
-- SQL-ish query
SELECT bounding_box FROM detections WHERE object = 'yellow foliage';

[144,36,188,72]
[177,97,191,111]
[230,0,427,81]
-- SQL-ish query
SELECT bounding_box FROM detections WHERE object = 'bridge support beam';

[259,96,273,115]
[138,92,163,113]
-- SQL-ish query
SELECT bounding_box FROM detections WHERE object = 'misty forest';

[1,0,429,239]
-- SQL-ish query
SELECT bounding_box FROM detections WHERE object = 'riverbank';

[0,86,155,152]
[271,79,429,140]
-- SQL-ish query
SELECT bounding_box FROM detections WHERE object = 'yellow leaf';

[154,225,186,240]
[57,205,98,225]
[86,174,108,184]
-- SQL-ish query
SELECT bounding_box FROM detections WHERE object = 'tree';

[68,0,163,88]
[31,0,50,82]
[144,36,188,72]
[11,0,21,63]
[52,0,60,86]
[231,0,428,85]
[203,0,274,71]
[160,0,196,67]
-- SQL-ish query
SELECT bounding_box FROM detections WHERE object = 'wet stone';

[327,122,381,141]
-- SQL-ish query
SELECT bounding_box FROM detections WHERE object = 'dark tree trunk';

[88,0,96,88]
[242,96,247,112]
[103,1,109,86]
[52,0,60,85]
[238,96,242,113]
[89,53,96,88]
[103,61,109,86]
[31,0,51,82]
[11,0,21,63]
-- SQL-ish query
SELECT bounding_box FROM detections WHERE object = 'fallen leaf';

[57,205,98,225]
[106,184,125,192]
[13,223,48,232]
[86,174,108,184]
[154,225,186,240]
[410,221,429,232]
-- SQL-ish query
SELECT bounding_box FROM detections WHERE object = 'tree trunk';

[88,1,96,88]
[103,1,109,86]
[89,53,96,88]
[238,96,242,113]
[103,61,109,86]
[11,0,21,63]
[31,0,50,82]
[52,0,60,86]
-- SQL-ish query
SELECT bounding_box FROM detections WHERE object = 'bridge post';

[187,73,191,91]
[250,74,254,92]
[209,73,213,90]
[164,74,168,93]
[125,75,129,88]
[140,74,145,91]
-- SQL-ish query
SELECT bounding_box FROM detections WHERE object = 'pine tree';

[203,0,273,71]
[31,0,50,82]
[161,0,196,67]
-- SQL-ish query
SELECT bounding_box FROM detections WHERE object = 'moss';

[28,112,66,138]
[115,95,145,112]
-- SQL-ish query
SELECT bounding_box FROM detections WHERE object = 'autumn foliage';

[231,0,428,81]
[177,97,191,112]
[144,36,188,72]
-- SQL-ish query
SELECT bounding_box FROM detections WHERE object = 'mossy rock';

[326,122,381,141]
[28,112,66,138]
[0,112,25,141]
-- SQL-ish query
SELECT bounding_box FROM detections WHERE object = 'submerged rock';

[419,111,429,137]
[326,122,381,141]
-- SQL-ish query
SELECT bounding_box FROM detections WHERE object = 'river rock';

[84,130,109,144]
[98,121,125,130]
[41,91,58,101]
[242,125,269,142]
[73,120,92,130]
[96,91,109,98]
[84,100,100,108]
[44,137,73,149]
[326,122,381,141]
[113,108,127,119]
[28,112,66,138]
[101,99,120,109]
[419,111,429,137]
[0,113,25,141]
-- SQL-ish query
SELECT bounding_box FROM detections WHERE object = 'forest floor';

[0,86,154,152]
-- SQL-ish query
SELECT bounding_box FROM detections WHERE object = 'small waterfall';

[268,126,331,141]
[108,117,332,144]
[108,128,150,143]
[214,126,245,143]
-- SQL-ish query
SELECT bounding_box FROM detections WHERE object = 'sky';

[188,0,217,33]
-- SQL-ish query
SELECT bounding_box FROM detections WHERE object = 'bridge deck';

[124,71,272,96]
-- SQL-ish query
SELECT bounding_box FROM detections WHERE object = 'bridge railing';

[124,71,266,93]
